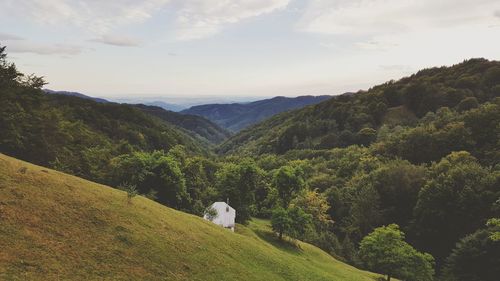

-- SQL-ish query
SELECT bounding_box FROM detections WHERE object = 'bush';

[119,183,138,204]
[204,206,218,221]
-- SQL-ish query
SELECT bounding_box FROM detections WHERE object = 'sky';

[1,0,500,100]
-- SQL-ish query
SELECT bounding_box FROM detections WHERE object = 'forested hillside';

[44,89,109,103]
[182,95,332,131]
[219,58,500,166]
[135,104,231,144]
[0,47,219,182]
[215,58,500,280]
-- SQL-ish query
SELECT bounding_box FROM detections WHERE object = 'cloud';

[90,34,141,47]
[2,0,290,41]
[0,30,82,56]
[0,32,24,41]
[6,41,82,55]
[3,0,172,34]
[298,0,500,36]
[319,42,337,48]
[174,0,291,40]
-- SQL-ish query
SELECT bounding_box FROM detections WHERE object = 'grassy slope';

[0,153,381,281]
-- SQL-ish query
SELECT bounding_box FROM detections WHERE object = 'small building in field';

[203,202,236,231]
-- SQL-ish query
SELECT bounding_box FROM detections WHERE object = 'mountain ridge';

[44,89,109,103]
[134,104,231,144]
[182,95,332,132]
[218,58,500,161]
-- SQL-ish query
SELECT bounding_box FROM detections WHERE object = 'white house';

[203,202,236,231]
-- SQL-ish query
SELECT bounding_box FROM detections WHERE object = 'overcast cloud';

[0,0,499,97]
[89,35,142,47]
[174,0,290,40]
[5,41,83,55]
[297,0,500,35]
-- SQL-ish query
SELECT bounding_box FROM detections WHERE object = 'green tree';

[216,159,263,223]
[204,206,218,221]
[456,96,479,112]
[345,174,383,239]
[273,165,305,208]
[292,189,333,232]
[119,182,138,204]
[359,224,434,281]
[271,207,291,240]
[483,66,500,88]
[0,45,21,87]
[369,160,427,228]
[463,102,500,166]
[444,219,500,281]
[287,206,313,240]
[413,151,499,264]
[109,151,189,209]
[183,156,218,215]
[487,218,500,241]
[270,206,312,240]
[18,73,47,89]
[356,127,377,146]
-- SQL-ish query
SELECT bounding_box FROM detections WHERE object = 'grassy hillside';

[0,153,381,281]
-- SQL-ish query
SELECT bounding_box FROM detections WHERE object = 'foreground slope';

[0,154,380,281]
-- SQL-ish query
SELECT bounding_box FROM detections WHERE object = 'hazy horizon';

[2,0,500,98]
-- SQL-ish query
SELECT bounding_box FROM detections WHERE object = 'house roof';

[211,202,235,211]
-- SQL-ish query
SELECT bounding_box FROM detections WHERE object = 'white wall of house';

[204,202,236,231]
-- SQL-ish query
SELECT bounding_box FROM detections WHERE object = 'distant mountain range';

[42,89,229,146]
[112,96,264,112]
[182,95,332,132]
[45,91,189,112]
[44,89,334,134]
[142,101,187,112]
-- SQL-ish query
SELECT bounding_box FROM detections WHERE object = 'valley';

[1,45,499,281]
